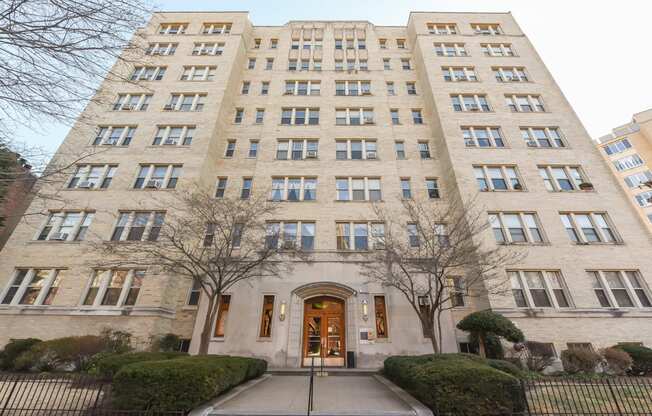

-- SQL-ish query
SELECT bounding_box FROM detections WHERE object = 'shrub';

[457,310,524,358]
[99,328,132,354]
[560,349,601,374]
[14,335,106,372]
[470,333,505,359]
[384,354,524,415]
[152,333,181,352]
[613,344,652,376]
[487,359,524,378]
[524,341,556,372]
[600,348,632,375]
[0,338,42,370]
[95,351,188,379]
[112,355,267,412]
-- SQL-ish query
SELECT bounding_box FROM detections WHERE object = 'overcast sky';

[17,0,652,154]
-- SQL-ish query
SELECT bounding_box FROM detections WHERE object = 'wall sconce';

[279,301,287,321]
[362,299,369,321]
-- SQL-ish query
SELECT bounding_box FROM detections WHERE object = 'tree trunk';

[198,295,218,355]
[421,314,440,354]
[477,333,486,358]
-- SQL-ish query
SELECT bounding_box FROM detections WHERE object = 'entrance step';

[266,367,380,376]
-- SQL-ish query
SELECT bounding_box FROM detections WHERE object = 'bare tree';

[91,189,305,355]
[360,196,524,354]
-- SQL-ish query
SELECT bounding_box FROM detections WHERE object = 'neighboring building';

[595,109,652,234]
[0,11,651,367]
[0,149,35,250]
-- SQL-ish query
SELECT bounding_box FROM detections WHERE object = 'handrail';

[307,356,315,415]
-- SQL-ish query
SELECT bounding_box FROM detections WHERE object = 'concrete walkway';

[195,373,432,416]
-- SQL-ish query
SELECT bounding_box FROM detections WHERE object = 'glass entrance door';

[303,296,346,367]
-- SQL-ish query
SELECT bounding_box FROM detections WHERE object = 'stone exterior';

[1,11,651,368]
[594,108,652,234]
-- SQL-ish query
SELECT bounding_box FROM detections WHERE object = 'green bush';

[384,354,524,415]
[14,335,106,372]
[601,347,632,376]
[0,338,42,370]
[99,328,133,354]
[112,355,267,412]
[560,349,601,374]
[614,344,652,376]
[487,359,524,378]
[95,351,188,379]
[151,333,181,352]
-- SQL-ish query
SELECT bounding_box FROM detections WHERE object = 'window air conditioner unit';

[121,104,134,111]
[526,140,538,147]
[78,181,94,189]
[362,91,372,95]
[146,179,162,189]
[465,141,476,147]
[163,138,177,145]
[306,150,318,158]
[366,151,377,159]
[457,76,467,81]
[373,242,385,250]
[511,78,521,82]
[49,232,68,241]
[364,117,375,124]
[151,50,160,55]
[468,105,479,111]
[283,240,296,249]
[163,104,174,110]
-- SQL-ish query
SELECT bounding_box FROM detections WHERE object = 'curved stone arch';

[292,281,357,300]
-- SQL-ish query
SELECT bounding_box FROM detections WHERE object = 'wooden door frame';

[301,295,346,367]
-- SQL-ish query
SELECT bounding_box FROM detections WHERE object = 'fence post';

[0,377,20,416]
[520,379,531,416]
[605,378,624,416]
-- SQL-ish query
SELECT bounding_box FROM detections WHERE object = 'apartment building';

[0,11,651,368]
[595,109,652,234]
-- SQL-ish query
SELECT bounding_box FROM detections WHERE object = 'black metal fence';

[0,373,184,416]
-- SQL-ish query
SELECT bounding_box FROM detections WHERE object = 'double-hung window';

[181,66,216,81]
[110,211,165,242]
[490,212,544,244]
[509,270,571,309]
[538,166,588,191]
[425,179,439,198]
[67,164,116,189]
[130,66,166,81]
[192,42,224,56]
[202,23,231,34]
[613,154,644,171]
[146,42,177,55]
[520,127,565,148]
[270,177,317,201]
[281,108,319,125]
[335,139,377,160]
[493,67,529,82]
[434,43,467,57]
[112,94,151,111]
[164,94,206,112]
[284,81,320,96]
[265,221,315,250]
[336,177,382,201]
[624,171,652,188]
[335,81,371,96]
[589,270,651,308]
[472,24,502,35]
[153,126,195,146]
[602,138,632,155]
[506,95,546,112]
[335,108,374,125]
[36,211,94,241]
[451,95,491,112]
[418,142,431,159]
[412,110,424,124]
[158,23,186,35]
[395,141,406,159]
[92,126,136,146]
[276,139,318,160]
[559,212,619,244]
[427,23,457,35]
[82,269,145,307]
[336,222,382,251]
[474,166,523,191]
[133,164,182,189]
[442,67,477,82]
[462,127,505,148]
[481,43,515,57]
[1,269,64,306]
[215,178,227,198]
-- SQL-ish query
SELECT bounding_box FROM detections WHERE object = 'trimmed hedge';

[384,354,524,415]
[487,359,524,378]
[614,344,652,376]
[112,355,267,412]
[94,351,188,379]
[0,338,41,370]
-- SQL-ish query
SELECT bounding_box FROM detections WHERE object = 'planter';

[578,182,594,191]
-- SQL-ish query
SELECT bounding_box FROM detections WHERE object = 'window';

[336,177,382,201]
[214,295,231,337]
[133,164,181,189]
[624,170,652,188]
[255,109,265,124]
[520,127,566,148]
[253,38,261,49]
[261,82,269,95]
[335,81,371,96]
[506,95,546,112]
[602,138,632,155]
[224,140,236,157]
[270,177,317,201]
[379,39,387,49]
[462,127,505,148]
[112,94,151,111]
[442,67,477,82]
[215,177,227,198]
[110,211,164,242]
[36,211,94,241]
[427,23,457,35]
[481,43,515,57]
[401,178,412,199]
[248,140,259,158]
[472,23,502,35]
[241,178,253,199]
[247,58,256,69]
[539,166,589,191]
[285,81,320,96]
[265,58,274,70]
[164,94,206,112]
[383,58,391,70]
[401,59,411,70]
[386,82,395,96]
[335,139,377,160]
[234,108,244,123]
[158,23,186,35]
[474,166,523,191]
[425,179,439,198]
[67,164,116,189]
[130,66,166,81]
[613,154,644,171]
[374,296,388,338]
[396,39,406,49]
[494,67,529,82]
[451,94,491,112]
[276,139,318,160]
[152,125,195,146]
[508,270,571,309]
[434,43,467,57]
[395,141,406,159]
[265,221,315,250]
[82,269,145,307]
[336,222,382,251]
[92,126,136,146]
[412,109,424,124]
[407,223,419,247]
[489,212,544,244]
[448,277,466,307]
[191,42,224,56]
[288,59,297,71]
[270,39,278,49]
[635,190,652,207]
[559,212,619,244]
[2,269,64,306]
[146,42,177,55]
[241,82,250,95]
[419,142,431,159]
[335,108,374,125]
[201,22,231,35]
[281,108,319,125]
[589,271,651,308]
[390,109,400,125]
[181,66,216,81]
[259,295,275,337]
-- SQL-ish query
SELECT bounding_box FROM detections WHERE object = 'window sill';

[480,189,526,193]
[211,337,226,342]
[146,145,192,149]
[181,306,198,311]
[546,189,595,193]
[268,199,318,203]
[61,188,108,191]
[256,337,273,343]
[334,200,384,203]
[27,240,83,245]
[275,159,320,161]
[572,241,623,246]
[498,242,549,246]
[278,124,320,127]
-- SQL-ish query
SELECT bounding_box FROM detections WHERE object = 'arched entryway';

[302,296,345,367]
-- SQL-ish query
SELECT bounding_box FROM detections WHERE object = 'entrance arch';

[302,296,345,367]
